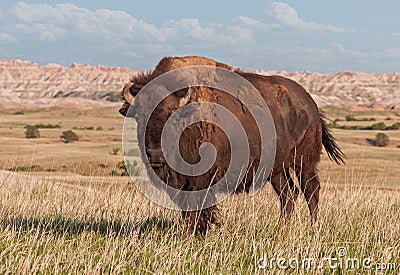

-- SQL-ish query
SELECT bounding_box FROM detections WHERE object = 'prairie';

[0,107,399,273]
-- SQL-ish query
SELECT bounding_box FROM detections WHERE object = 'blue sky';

[0,1,399,72]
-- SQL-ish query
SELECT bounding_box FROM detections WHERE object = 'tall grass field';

[0,107,399,273]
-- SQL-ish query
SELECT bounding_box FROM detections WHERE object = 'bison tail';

[320,113,346,164]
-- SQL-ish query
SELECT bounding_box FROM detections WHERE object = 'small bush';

[74,126,95,130]
[96,126,103,131]
[111,160,140,176]
[125,148,139,156]
[345,115,376,122]
[38,123,60,129]
[385,117,392,121]
[9,164,42,172]
[390,122,400,130]
[110,147,120,155]
[374,133,389,147]
[345,115,357,121]
[25,123,60,129]
[371,122,386,130]
[25,125,40,138]
[60,130,79,143]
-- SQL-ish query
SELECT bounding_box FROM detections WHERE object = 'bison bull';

[119,56,345,235]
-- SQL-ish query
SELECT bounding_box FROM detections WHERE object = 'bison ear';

[178,86,192,107]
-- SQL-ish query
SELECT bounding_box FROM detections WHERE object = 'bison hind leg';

[286,170,300,202]
[270,171,298,226]
[298,169,320,224]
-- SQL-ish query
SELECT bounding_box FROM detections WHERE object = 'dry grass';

[0,107,399,273]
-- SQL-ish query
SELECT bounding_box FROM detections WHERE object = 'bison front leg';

[270,171,298,226]
[182,206,219,236]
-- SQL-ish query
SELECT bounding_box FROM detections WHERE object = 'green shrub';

[390,122,400,130]
[110,147,120,155]
[25,124,61,129]
[345,115,357,121]
[111,160,140,176]
[9,164,42,172]
[60,130,79,143]
[371,122,386,130]
[373,133,389,147]
[25,125,40,138]
[345,115,375,122]
[35,123,60,129]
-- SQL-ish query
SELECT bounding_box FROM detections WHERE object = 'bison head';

[119,78,192,172]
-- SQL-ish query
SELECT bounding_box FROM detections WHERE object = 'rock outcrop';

[255,70,400,110]
[0,60,137,108]
[1,60,399,110]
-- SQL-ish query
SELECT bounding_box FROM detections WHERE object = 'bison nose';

[146,148,164,167]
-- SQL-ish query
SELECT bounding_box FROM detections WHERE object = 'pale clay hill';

[0,59,399,110]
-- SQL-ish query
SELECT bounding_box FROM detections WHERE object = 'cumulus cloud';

[385,48,400,58]
[1,2,255,66]
[330,42,367,58]
[7,2,265,45]
[0,32,17,42]
[0,2,396,72]
[167,18,223,41]
[233,16,279,30]
[268,2,351,33]
[10,2,166,43]
[7,2,244,51]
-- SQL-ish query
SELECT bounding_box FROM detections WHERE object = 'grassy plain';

[0,107,399,273]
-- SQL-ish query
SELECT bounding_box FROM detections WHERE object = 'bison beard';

[119,56,345,236]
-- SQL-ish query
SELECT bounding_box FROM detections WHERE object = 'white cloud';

[165,18,225,42]
[330,42,367,58]
[227,27,255,44]
[385,48,400,58]
[11,2,165,43]
[233,16,279,30]
[0,2,397,72]
[162,18,247,49]
[269,2,351,33]
[14,2,65,23]
[0,32,16,42]
[5,2,257,64]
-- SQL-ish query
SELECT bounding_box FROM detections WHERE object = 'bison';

[119,56,345,235]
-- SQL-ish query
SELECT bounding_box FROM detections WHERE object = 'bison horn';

[123,82,135,104]
[179,85,192,107]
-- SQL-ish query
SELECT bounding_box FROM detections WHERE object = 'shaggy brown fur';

[119,56,345,236]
